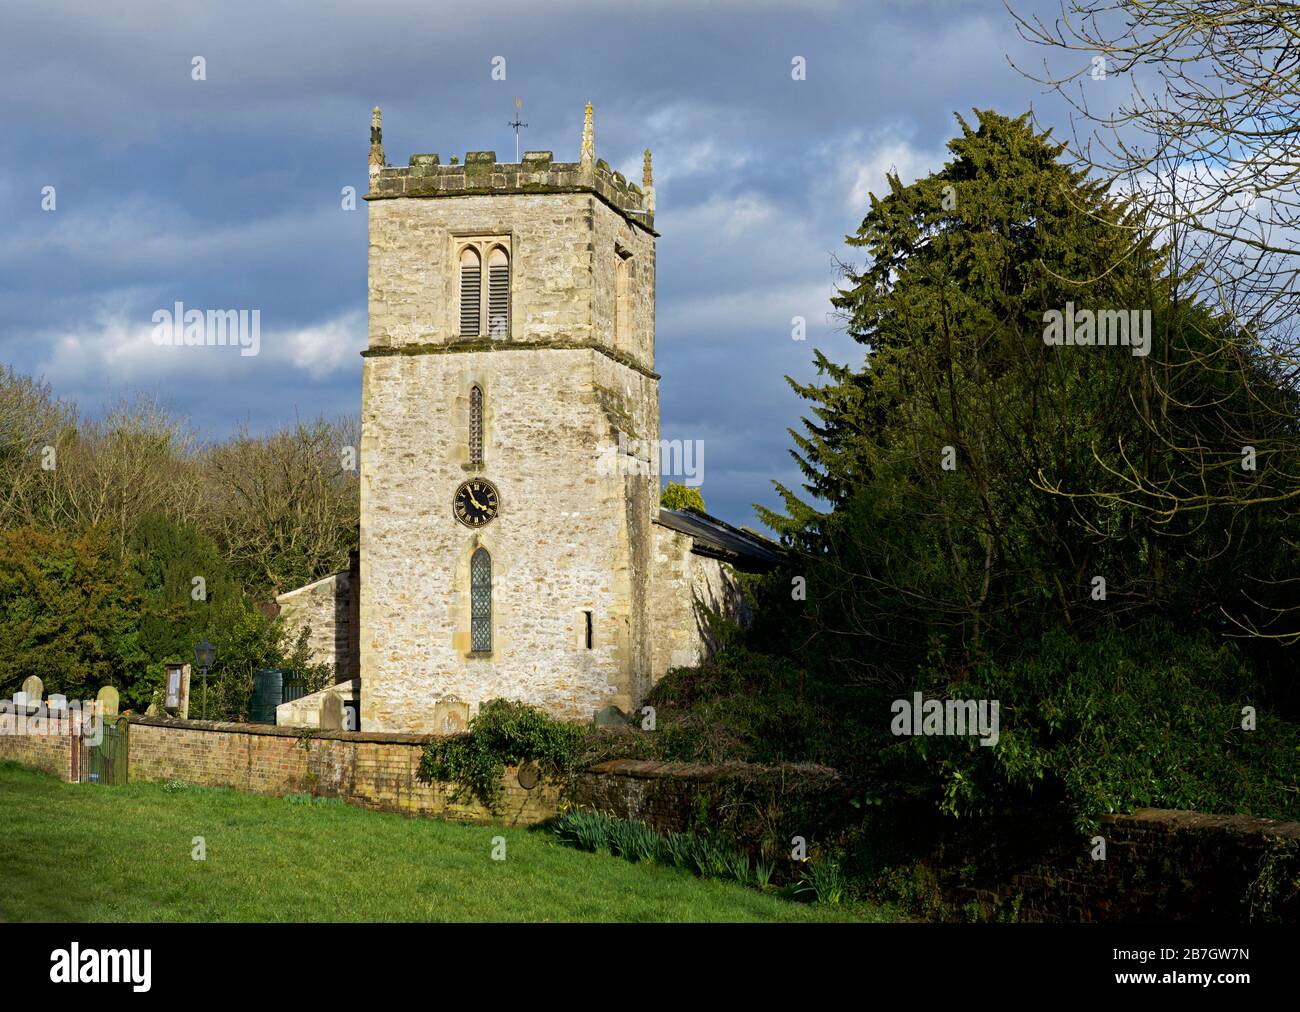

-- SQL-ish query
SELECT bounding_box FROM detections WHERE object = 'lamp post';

[194,640,216,720]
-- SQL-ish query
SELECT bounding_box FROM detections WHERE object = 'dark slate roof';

[655,508,784,571]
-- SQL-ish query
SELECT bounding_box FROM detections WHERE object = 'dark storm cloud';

[0,0,1108,525]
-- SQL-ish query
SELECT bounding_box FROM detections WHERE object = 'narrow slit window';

[460,247,482,336]
[615,251,631,350]
[469,385,484,465]
[487,247,509,338]
[471,548,492,653]
[584,610,593,649]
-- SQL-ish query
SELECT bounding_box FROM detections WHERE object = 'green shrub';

[419,699,585,812]
[659,482,706,514]
[905,620,1300,831]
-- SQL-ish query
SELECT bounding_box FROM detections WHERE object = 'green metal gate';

[82,716,129,785]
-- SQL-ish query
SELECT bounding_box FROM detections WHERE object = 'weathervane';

[508,96,528,162]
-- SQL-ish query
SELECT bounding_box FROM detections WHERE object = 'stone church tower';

[273,106,779,734]
[359,104,662,732]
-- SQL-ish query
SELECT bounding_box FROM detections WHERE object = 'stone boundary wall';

[571,758,850,843]
[988,808,1300,923]
[124,716,559,826]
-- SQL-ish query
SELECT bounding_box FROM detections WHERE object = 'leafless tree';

[202,416,360,595]
[1008,1,1300,349]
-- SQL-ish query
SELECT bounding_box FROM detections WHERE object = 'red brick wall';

[126,716,560,826]
[0,722,76,781]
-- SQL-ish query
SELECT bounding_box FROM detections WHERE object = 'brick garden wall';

[0,723,76,781]
[125,716,560,826]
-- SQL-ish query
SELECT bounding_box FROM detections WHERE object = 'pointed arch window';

[469,385,484,465]
[487,247,510,338]
[470,548,492,653]
[459,247,482,336]
[615,249,632,350]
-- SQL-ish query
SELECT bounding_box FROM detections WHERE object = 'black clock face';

[453,479,500,528]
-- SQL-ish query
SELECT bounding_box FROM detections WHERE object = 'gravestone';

[21,675,43,706]
[434,697,469,735]
[594,704,627,727]
[146,703,159,716]
[97,685,120,718]
[319,693,344,731]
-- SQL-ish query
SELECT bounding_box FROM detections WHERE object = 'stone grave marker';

[21,675,43,708]
[434,697,469,735]
[320,692,344,731]
[97,685,120,717]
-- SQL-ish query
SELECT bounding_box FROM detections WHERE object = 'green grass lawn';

[0,762,893,922]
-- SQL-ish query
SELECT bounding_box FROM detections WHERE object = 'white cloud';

[34,305,366,389]
[660,279,840,342]
[815,130,948,215]
[268,310,367,379]
[2,196,351,276]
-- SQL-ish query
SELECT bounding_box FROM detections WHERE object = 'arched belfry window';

[469,385,484,465]
[470,548,492,653]
[487,248,510,338]
[459,247,482,336]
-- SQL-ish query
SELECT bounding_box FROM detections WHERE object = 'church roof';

[655,508,784,571]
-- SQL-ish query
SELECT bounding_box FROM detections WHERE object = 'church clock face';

[453,478,500,528]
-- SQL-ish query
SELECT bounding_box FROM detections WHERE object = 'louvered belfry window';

[488,248,509,338]
[469,385,484,465]
[459,247,482,336]
[470,548,492,653]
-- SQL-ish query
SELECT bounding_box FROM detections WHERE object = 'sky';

[0,0,1112,529]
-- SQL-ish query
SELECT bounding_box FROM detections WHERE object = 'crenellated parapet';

[365,104,655,231]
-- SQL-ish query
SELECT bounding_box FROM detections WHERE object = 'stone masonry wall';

[572,758,851,859]
[275,568,356,683]
[365,191,655,367]
[358,121,686,731]
[985,808,1300,923]
[648,526,748,682]
[125,716,560,826]
[359,347,655,730]
[360,172,661,730]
